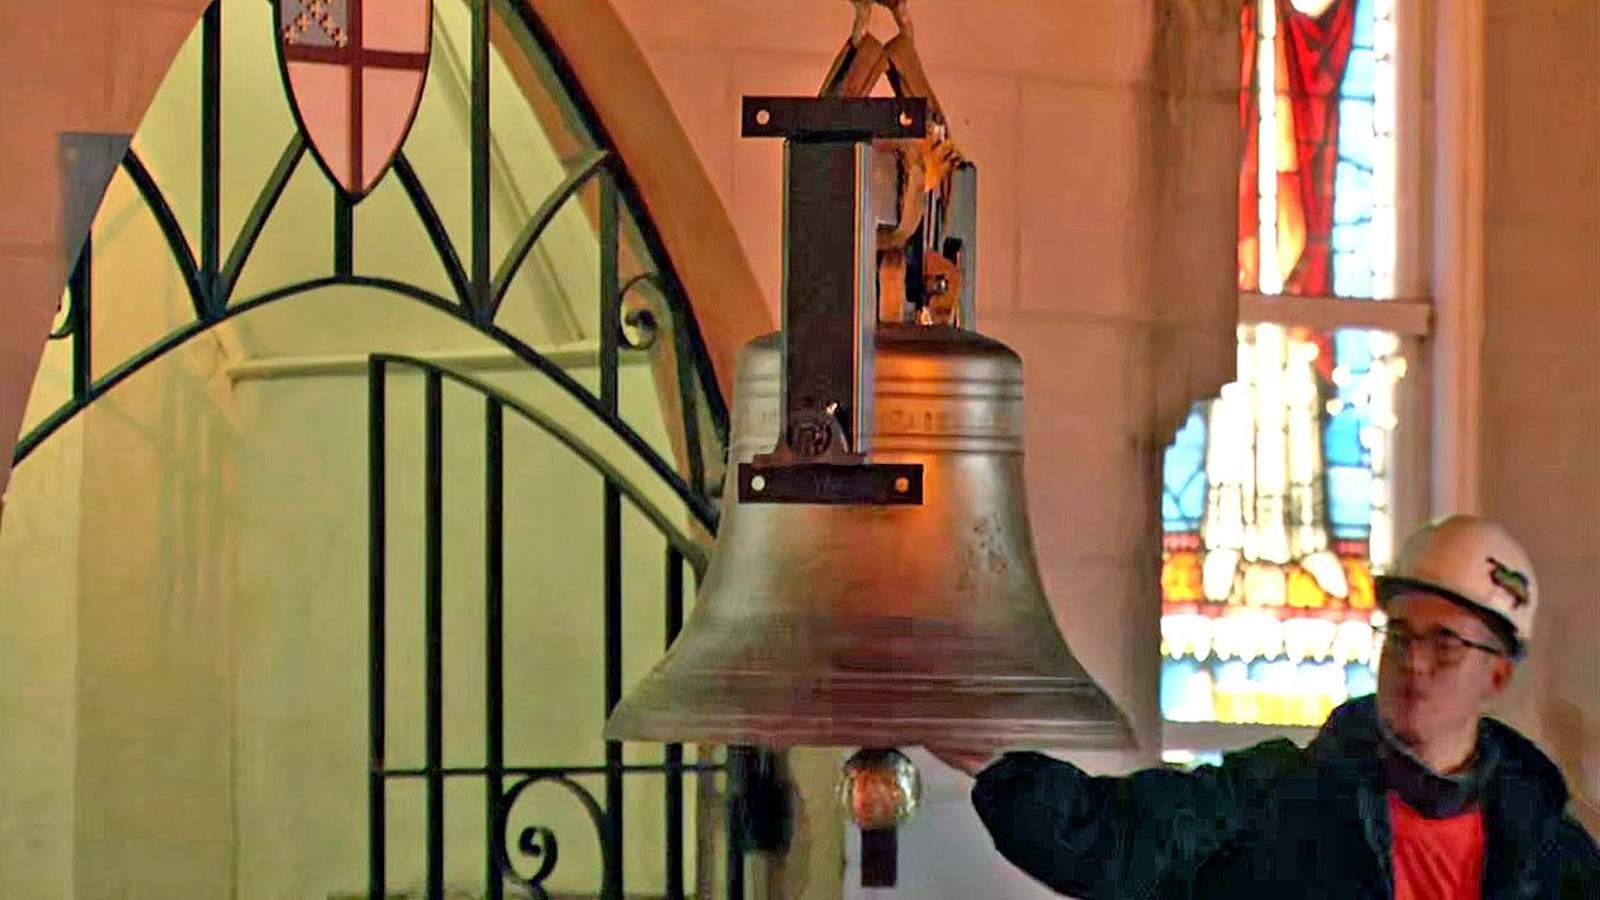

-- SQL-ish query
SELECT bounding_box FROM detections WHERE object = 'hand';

[926,746,999,777]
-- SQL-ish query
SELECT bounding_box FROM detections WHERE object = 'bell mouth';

[605,595,1141,749]
[604,667,1131,750]
[606,607,1131,749]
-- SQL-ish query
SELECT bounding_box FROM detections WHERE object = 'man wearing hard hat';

[933,515,1600,898]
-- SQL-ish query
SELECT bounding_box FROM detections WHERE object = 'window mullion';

[1239,292,1433,337]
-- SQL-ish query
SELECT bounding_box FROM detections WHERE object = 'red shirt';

[1389,790,1486,900]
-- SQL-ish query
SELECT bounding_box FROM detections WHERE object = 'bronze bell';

[604,95,1130,752]
[605,321,1130,748]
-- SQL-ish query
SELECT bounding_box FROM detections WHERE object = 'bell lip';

[603,699,1135,751]
[602,714,1134,752]
[604,656,1136,749]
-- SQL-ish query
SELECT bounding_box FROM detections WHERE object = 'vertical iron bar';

[425,371,445,900]
[335,192,354,277]
[470,0,491,321]
[484,398,505,900]
[200,2,221,313]
[599,174,624,900]
[69,237,92,402]
[368,359,388,900]
[599,176,621,412]
[725,746,746,900]
[664,547,685,900]
[669,306,706,502]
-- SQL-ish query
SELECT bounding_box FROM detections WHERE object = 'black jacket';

[971,697,1600,899]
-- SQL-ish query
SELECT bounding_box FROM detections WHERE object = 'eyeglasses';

[1376,624,1506,666]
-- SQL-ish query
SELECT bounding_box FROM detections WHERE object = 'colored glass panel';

[1161,0,1399,728]
[1163,409,1209,533]
[1159,324,1403,726]
[1240,0,1395,300]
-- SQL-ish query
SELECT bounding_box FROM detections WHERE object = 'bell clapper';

[839,748,921,887]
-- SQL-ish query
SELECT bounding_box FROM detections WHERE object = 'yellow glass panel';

[1161,551,1205,603]
[1344,557,1375,609]
[1286,565,1328,609]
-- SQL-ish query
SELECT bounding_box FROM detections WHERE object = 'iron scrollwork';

[619,272,666,351]
[492,774,609,900]
[48,290,79,341]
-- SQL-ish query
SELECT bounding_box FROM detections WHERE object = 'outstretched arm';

[954,742,1303,899]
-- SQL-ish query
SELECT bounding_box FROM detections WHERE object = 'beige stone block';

[612,0,856,58]
[1018,227,1144,317]
[933,67,1022,314]
[1484,0,1599,225]
[1481,397,1598,562]
[1155,10,1245,100]
[985,313,1145,417]
[1156,93,1239,209]
[1484,345,1597,414]
[1025,424,1148,562]
[1528,556,1600,808]
[728,128,785,321]
[1016,84,1145,321]
[1483,221,1600,348]
[1483,0,1595,24]
[1482,289,1598,380]
[615,0,1153,85]
[731,46,840,98]
[1020,80,1142,230]
[1482,438,1596,566]
[904,0,1154,85]
[0,86,65,248]
[1153,207,1235,311]
[105,2,206,130]
[0,3,58,87]
[1,0,112,103]
[637,46,739,210]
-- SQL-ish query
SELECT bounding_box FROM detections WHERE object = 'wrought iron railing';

[367,355,744,900]
[12,1,759,898]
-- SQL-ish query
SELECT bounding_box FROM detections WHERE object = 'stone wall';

[1479,0,1600,830]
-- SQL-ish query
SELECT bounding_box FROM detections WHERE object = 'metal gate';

[13,1,757,896]
[367,355,749,900]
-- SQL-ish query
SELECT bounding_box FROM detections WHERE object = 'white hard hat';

[1375,515,1536,657]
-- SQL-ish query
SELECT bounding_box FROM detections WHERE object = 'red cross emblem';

[276,0,432,197]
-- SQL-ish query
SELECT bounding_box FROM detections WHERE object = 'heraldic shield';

[276,0,432,197]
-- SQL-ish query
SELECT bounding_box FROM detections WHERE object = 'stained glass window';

[1160,0,1401,728]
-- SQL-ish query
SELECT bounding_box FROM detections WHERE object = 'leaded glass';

[1161,0,1400,728]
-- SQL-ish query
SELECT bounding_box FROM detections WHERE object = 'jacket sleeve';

[970,741,1303,899]
[1556,813,1600,900]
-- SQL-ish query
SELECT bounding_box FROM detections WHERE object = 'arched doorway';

[1,2,764,897]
